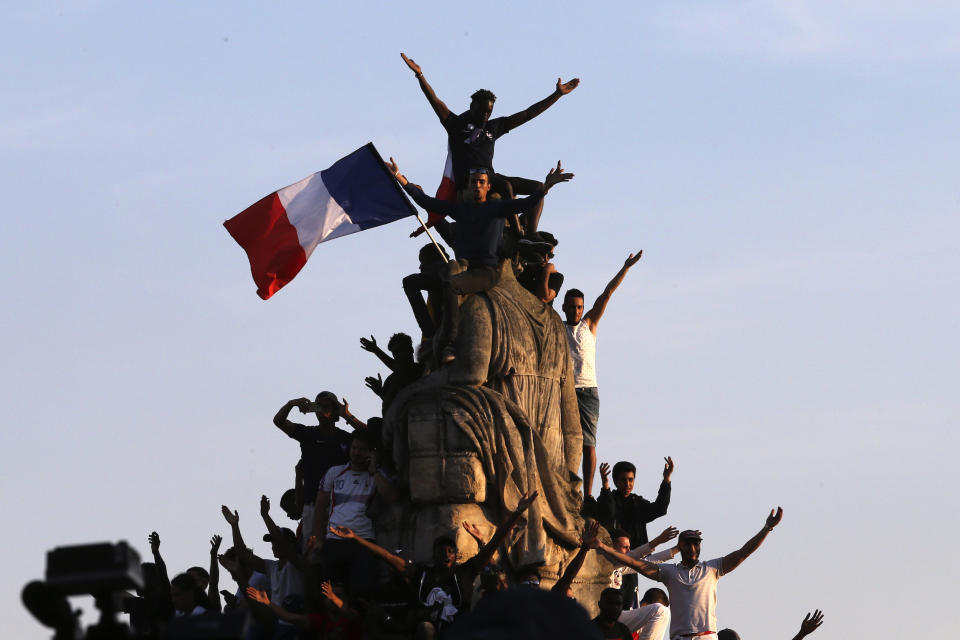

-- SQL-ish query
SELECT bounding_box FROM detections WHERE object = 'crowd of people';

[127,55,825,640]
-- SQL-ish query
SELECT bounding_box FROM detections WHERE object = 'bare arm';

[591,539,661,581]
[721,507,783,575]
[369,453,398,503]
[221,506,267,573]
[474,491,539,567]
[401,53,452,124]
[261,496,303,570]
[207,535,222,613]
[339,398,367,430]
[311,490,331,550]
[386,157,461,216]
[147,532,170,590]
[273,398,311,437]
[246,588,310,627]
[328,526,408,574]
[502,77,580,131]
[360,335,397,371]
[791,609,824,640]
[584,251,642,330]
[552,521,599,594]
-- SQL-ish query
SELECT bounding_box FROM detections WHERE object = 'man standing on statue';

[562,251,643,502]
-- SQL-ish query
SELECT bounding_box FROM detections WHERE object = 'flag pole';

[415,213,450,264]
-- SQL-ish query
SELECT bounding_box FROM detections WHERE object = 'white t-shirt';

[565,320,597,387]
[264,559,304,623]
[320,464,377,540]
[235,570,270,601]
[658,558,723,638]
[619,602,671,640]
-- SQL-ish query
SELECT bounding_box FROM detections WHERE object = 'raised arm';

[221,506,266,573]
[147,532,170,590]
[260,495,302,570]
[273,398,311,437]
[474,491,539,567]
[499,161,574,217]
[502,77,580,131]
[360,335,397,371]
[791,609,824,640]
[583,251,642,330]
[401,53,452,124]
[590,536,661,581]
[552,521,599,595]
[386,157,460,216]
[721,507,783,575]
[339,398,367,431]
[328,525,407,574]
[207,535,223,613]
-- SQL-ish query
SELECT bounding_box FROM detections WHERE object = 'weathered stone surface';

[381,258,613,605]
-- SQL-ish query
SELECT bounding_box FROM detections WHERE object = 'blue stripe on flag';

[320,143,415,230]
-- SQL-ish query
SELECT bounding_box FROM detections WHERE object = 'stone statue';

[381,259,592,571]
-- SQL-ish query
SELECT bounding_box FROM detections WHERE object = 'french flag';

[224,143,414,299]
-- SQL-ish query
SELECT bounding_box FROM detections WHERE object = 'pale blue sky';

[2,2,958,638]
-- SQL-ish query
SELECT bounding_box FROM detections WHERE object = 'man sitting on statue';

[386,157,573,363]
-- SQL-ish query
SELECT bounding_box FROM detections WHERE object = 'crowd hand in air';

[365,373,383,396]
[543,161,574,190]
[461,521,485,545]
[795,610,824,639]
[556,77,580,95]
[360,335,378,353]
[245,587,270,606]
[663,456,675,482]
[580,520,600,549]
[599,462,611,490]
[210,535,222,556]
[329,525,357,540]
[650,526,680,548]
[401,53,422,76]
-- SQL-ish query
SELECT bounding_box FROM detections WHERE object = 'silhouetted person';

[593,588,632,640]
[562,251,643,499]
[274,390,365,542]
[403,242,451,340]
[170,573,208,616]
[400,52,579,245]
[387,158,572,362]
[361,332,423,412]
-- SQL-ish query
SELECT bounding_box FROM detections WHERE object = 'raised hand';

[365,374,384,396]
[339,398,351,418]
[556,77,580,95]
[625,251,643,268]
[245,587,270,605]
[663,456,675,481]
[385,157,400,177]
[462,521,484,543]
[515,491,539,514]
[651,526,679,547]
[766,506,784,529]
[401,53,422,76]
[581,520,600,549]
[360,335,377,352]
[210,535,222,556]
[221,505,239,527]
[260,495,270,518]
[798,609,824,637]
[320,581,335,600]
[599,462,611,489]
[544,161,574,189]
[148,531,160,552]
[329,525,356,540]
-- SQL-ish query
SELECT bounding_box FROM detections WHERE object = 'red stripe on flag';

[224,193,307,300]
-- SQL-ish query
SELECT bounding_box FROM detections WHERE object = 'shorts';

[575,386,599,447]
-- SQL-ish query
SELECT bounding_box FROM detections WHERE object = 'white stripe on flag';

[278,173,361,258]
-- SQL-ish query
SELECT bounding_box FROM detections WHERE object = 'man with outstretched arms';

[400,52,579,244]
[591,507,784,640]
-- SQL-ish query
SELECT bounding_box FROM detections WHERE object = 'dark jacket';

[597,481,671,547]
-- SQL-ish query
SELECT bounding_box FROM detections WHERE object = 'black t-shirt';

[291,425,350,501]
[409,559,481,620]
[443,112,512,186]
[592,617,633,640]
[517,263,564,302]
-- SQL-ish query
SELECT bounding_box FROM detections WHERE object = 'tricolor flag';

[224,143,414,299]
[410,145,456,237]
